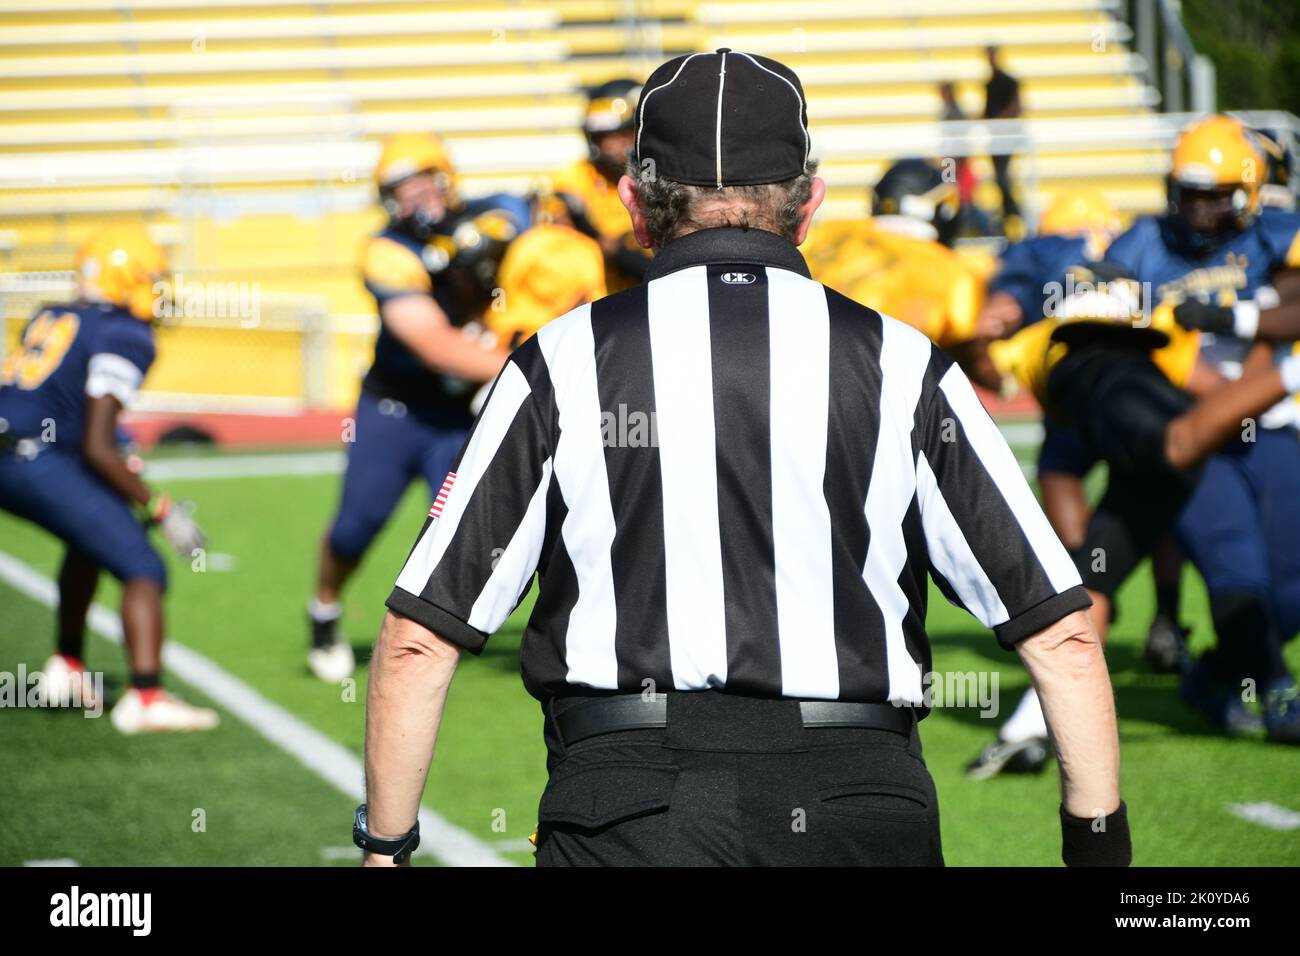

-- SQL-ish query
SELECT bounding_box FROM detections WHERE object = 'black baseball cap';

[633,49,811,187]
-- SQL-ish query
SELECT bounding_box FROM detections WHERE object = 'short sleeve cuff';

[385,588,489,655]
[994,585,1093,650]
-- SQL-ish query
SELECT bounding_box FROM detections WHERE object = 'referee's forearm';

[362,610,461,859]
[1015,608,1121,818]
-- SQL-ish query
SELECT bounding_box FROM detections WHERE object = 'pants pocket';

[537,761,679,831]
[817,780,932,821]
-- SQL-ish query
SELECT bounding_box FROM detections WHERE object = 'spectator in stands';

[984,46,1023,233]
[938,81,985,237]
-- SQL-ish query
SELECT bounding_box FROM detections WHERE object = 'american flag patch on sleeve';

[429,471,456,518]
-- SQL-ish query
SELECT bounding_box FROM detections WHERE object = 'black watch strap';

[353,804,420,864]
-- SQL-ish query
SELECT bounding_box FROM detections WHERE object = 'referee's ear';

[617,174,654,250]
[791,176,827,246]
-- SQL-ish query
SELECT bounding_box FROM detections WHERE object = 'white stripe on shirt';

[647,266,730,690]
[766,268,838,698]
[536,304,621,689]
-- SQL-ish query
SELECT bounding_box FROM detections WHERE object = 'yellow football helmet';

[76,223,168,321]
[1038,190,1122,258]
[375,132,457,196]
[1170,115,1263,221]
[487,224,606,347]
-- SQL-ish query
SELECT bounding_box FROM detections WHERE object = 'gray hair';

[628,158,819,249]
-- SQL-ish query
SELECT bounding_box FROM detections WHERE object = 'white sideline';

[0,548,513,868]
[143,450,343,481]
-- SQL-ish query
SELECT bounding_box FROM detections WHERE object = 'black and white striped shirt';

[386,226,1090,705]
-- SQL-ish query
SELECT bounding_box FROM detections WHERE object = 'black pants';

[991,153,1019,218]
[1045,345,1198,596]
[533,690,944,866]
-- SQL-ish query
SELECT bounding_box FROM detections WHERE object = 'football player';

[1103,115,1300,744]
[0,224,215,733]
[307,132,526,681]
[483,220,606,352]
[548,79,651,292]
[981,192,1192,682]
[960,268,1300,768]
[805,158,982,348]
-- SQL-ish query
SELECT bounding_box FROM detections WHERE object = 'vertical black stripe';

[421,340,557,623]
[512,334,560,454]
[590,288,674,691]
[421,393,546,619]
[521,483,577,700]
[915,361,1059,617]
[822,287,891,701]
[706,264,781,695]
[897,491,932,710]
[520,334,575,698]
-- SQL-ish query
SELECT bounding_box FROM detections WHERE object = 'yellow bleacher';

[0,0,1174,410]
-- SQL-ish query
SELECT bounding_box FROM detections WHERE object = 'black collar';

[645,226,811,282]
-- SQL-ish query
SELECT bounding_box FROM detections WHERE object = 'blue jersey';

[1105,207,1300,425]
[0,301,155,451]
[989,234,1091,326]
[360,194,530,414]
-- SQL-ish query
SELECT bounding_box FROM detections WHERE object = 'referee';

[356,50,1130,867]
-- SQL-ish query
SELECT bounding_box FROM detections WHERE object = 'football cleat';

[1263,679,1300,746]
[1179,660,1262,737]
[1143,614,1190,674]
[965,736,1051,779]
[308,640,355,683]
[39,654,100,710]
[110,688,219,734]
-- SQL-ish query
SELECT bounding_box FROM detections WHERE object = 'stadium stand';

[0,0,1209,410]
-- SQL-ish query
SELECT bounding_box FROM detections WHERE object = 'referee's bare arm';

[363,340,558,865]
[362,610,460,867]
[1015,609,1119,818]
[911,340,1124,856]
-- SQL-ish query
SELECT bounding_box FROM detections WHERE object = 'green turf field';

[1,438,1297,866]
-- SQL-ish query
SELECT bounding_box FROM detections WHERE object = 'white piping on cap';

[715,50,728,188]
[635,52,707,170]
[734,51,811,173]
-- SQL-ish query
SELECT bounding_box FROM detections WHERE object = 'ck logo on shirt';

[720,272,756,284]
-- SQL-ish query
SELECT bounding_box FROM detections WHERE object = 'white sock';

[308,598,342,623]
[999,688,1048,742]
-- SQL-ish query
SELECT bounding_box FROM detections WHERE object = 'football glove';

[1172,298,1234,335]
[150,495,206,557]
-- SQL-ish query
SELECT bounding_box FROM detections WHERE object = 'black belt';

[553,693,916,748]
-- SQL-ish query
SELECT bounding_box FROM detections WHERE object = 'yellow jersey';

[547,160,647,293]
[485,224,606,349]
[804,219,983,347]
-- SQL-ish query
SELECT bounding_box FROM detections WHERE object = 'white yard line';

[143,450,343,481]
[0,548,513,868]
[998,421,1045,446]
[1226,801,1300,831]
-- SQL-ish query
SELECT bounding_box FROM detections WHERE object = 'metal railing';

[1122,0,1216,113]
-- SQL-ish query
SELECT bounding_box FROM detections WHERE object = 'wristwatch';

[353,804,420,864]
